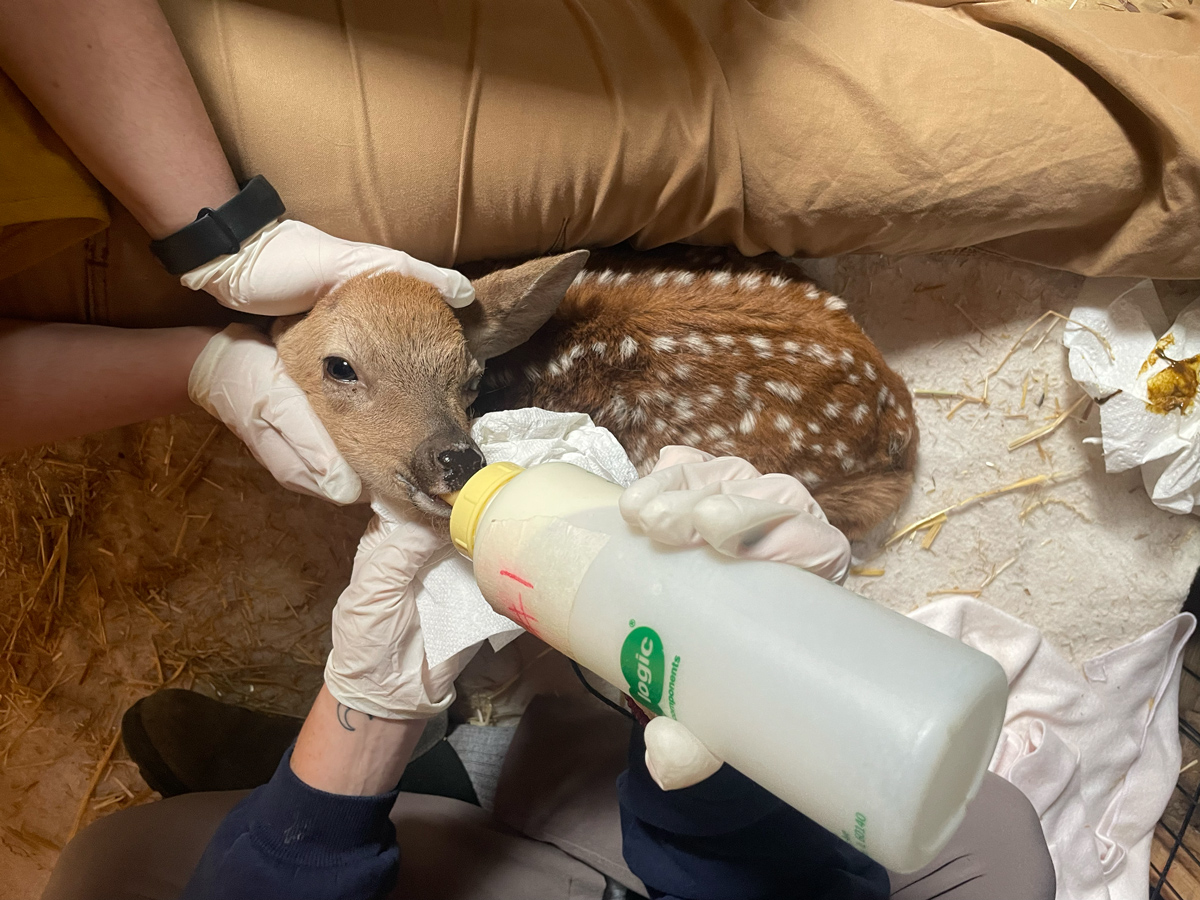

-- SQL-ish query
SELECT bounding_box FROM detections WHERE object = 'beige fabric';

[159,0,1197,276]
[2,0,1197,327]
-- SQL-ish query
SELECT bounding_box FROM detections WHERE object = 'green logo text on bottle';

[621,623,680,718]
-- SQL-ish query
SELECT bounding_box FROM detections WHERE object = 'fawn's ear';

[457,251,589,361]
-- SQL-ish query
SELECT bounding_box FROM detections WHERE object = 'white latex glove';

[181,219,474,315]
[189,324,362,504]
[619,446,853,791]
[324,510,480,719]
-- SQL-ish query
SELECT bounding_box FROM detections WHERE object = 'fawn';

[273,247,916,539]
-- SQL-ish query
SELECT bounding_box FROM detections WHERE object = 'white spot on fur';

[807,421,823,434]
[797,469,820,486]
[810,443,824,454]
[747,335,773,357]
[807,344,835,366]
[864,361,877,381]
[782,340,801,355]
[697,385,725,408]
[896,406,909,421]
[651,273,669,287]
[733,373,753,403]
[550,344,584,376]
[572,271,591,286]
[616,272,632,285]
[765,381,803,403]
[706,424,730,440]
[738,272,763,290]
[839,349,854,366]
[851,403,869,424]
[770,274,789,288]
[592,342,607,355]
[824,401,843,418]
[673,397,695,421]
[683,334,711,354]
[618,337,638,360]
[713,335,736,349]
[710,271,732,287]
[847,373,861,385]
[653,419,668,433]
[833,441,848,459]
[804,285,821,300]
[674,271,696,286]
[825,295,848,312]
[674,363,693,379]
[607,395,629,425]
[739,410,758,434]
[774,413,793,432]
[651,336,677,353]
[840,456,856,472]
[596,270,614,284]
[789,432,806,451]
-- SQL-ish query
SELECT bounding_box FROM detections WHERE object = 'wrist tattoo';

[335,703,375,732]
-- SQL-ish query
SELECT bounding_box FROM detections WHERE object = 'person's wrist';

[151,176,286,276]
[290,686,426,796]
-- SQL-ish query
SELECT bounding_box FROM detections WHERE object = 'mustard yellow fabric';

[0,70,108,281]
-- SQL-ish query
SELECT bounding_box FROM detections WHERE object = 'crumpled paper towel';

[1063,278,1200,514]
[411,409,638,666]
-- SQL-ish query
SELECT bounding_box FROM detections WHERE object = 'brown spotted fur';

[474,247,917,538]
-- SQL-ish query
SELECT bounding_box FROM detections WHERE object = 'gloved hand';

[323,506,480,719]
[619,446,852,790]
[181,219,475,315]
[189,324,362,504]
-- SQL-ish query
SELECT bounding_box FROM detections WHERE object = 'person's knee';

[41,790,247,900]
[982,774,1056,900]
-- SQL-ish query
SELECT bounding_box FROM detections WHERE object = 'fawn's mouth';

[412,491,453,518]
[395,475,453,518]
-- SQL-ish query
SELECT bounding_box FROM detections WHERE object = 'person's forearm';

[290,685,426,796]
[0,319,216,453]
[0,0,239,238]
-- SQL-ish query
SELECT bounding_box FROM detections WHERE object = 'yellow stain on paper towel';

[1139,334,1200,416]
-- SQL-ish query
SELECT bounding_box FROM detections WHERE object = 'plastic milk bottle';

[447,461,1009,873]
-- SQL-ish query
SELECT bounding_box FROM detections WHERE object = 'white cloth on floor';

[413,409,638,666]
[910,596,1194,900]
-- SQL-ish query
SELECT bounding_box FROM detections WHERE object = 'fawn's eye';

[324,357,358,383]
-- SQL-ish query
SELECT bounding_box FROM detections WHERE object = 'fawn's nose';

[412,431,486,495]
[438,445,485,490]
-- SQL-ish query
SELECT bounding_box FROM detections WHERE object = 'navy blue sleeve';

[180,747,400,900]
[618,727,891,900]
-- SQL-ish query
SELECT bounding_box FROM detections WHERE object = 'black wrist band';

[149,175,286,275]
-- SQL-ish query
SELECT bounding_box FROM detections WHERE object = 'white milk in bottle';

[447,461,1008,873]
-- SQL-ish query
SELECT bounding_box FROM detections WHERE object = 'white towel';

[911,596,1194,900]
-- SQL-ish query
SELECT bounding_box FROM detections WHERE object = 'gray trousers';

[42,697,1055,900]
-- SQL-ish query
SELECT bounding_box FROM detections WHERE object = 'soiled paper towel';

[1063,278,1200,515]
[408,409,638,666]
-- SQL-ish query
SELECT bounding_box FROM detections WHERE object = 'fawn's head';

[273,251,588,516]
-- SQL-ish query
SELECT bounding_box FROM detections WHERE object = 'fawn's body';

[275,247,917,538]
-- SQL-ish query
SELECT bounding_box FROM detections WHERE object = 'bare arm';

[0,0,238,238]
[290,686,426,796]
[0,320,216,452]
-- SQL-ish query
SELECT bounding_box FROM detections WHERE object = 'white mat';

[797,254,1200,666]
